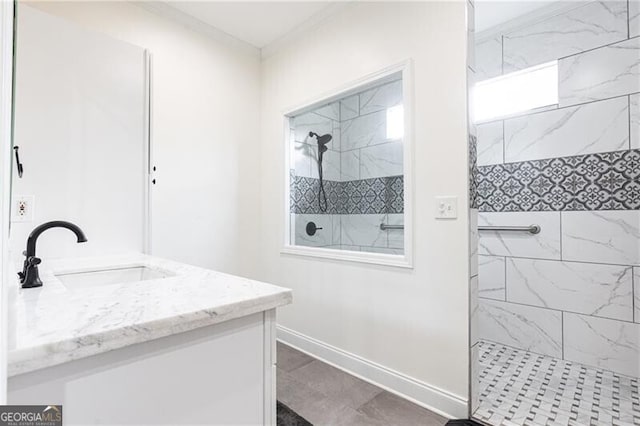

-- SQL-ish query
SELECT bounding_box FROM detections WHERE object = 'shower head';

[309,132,332,146]
[308,132,332,213]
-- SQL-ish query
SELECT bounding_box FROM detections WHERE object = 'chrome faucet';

[19,221,87,288]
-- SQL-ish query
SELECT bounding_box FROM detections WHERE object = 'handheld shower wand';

[309,131,333,212]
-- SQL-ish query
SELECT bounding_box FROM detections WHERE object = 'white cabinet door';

[9,312,270,425]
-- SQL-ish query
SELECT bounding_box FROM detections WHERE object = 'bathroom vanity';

[6,254,292,425]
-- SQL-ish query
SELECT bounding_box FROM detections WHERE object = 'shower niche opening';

[284,66,411,267]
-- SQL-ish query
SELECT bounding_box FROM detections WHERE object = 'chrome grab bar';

[478,225,541,235]
[380,224,404,231]
[380,224,540,234]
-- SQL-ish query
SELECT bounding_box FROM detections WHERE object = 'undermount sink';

[55,266,175,289]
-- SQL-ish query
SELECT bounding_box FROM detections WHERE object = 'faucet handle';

[27,256,41,266]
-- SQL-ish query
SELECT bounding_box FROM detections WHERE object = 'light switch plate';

[12,195,34,222]
[435,196,457,219]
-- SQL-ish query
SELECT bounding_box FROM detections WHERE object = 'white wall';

[11,5,147,260]
[14,0,471,416]
[24,1,262,277]
[260,2,470,417]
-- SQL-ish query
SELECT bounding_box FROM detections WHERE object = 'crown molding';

[132,1,260,58]
[260,2,351,60]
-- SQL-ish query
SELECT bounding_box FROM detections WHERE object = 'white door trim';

[0,0,15,404]
[143,51,153,254]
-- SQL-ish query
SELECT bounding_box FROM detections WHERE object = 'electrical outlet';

[435,196,457,219]
[12,195,34,222]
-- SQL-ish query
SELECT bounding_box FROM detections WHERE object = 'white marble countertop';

[8,253,292,377]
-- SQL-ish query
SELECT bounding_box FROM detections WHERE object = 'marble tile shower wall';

[290,79,404,254]
[475,1,640,379]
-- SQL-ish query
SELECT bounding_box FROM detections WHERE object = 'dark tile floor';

[277,342,449,425]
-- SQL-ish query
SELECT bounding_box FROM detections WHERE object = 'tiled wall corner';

[469,133,478,210]
[476,0,640,378]
[467,0,475,72]
[470,275,479,347]
[478,298,562,358]
[470,341,479,412]
[468,1,480,414]
[469,208,478,277]
[340,95,359,121]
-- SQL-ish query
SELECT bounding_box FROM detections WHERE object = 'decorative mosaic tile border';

[469,134,479,209]
[291,175,404,214]
[477,150,640,212]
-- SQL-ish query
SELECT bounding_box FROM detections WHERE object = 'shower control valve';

[306,222,323,236]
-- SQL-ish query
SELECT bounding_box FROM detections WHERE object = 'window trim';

[280,59,414,269]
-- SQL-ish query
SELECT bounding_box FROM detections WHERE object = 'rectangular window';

[474,61,558,122]
[283,64,413,268]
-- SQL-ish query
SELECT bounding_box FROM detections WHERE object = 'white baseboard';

[277,325,468,419]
